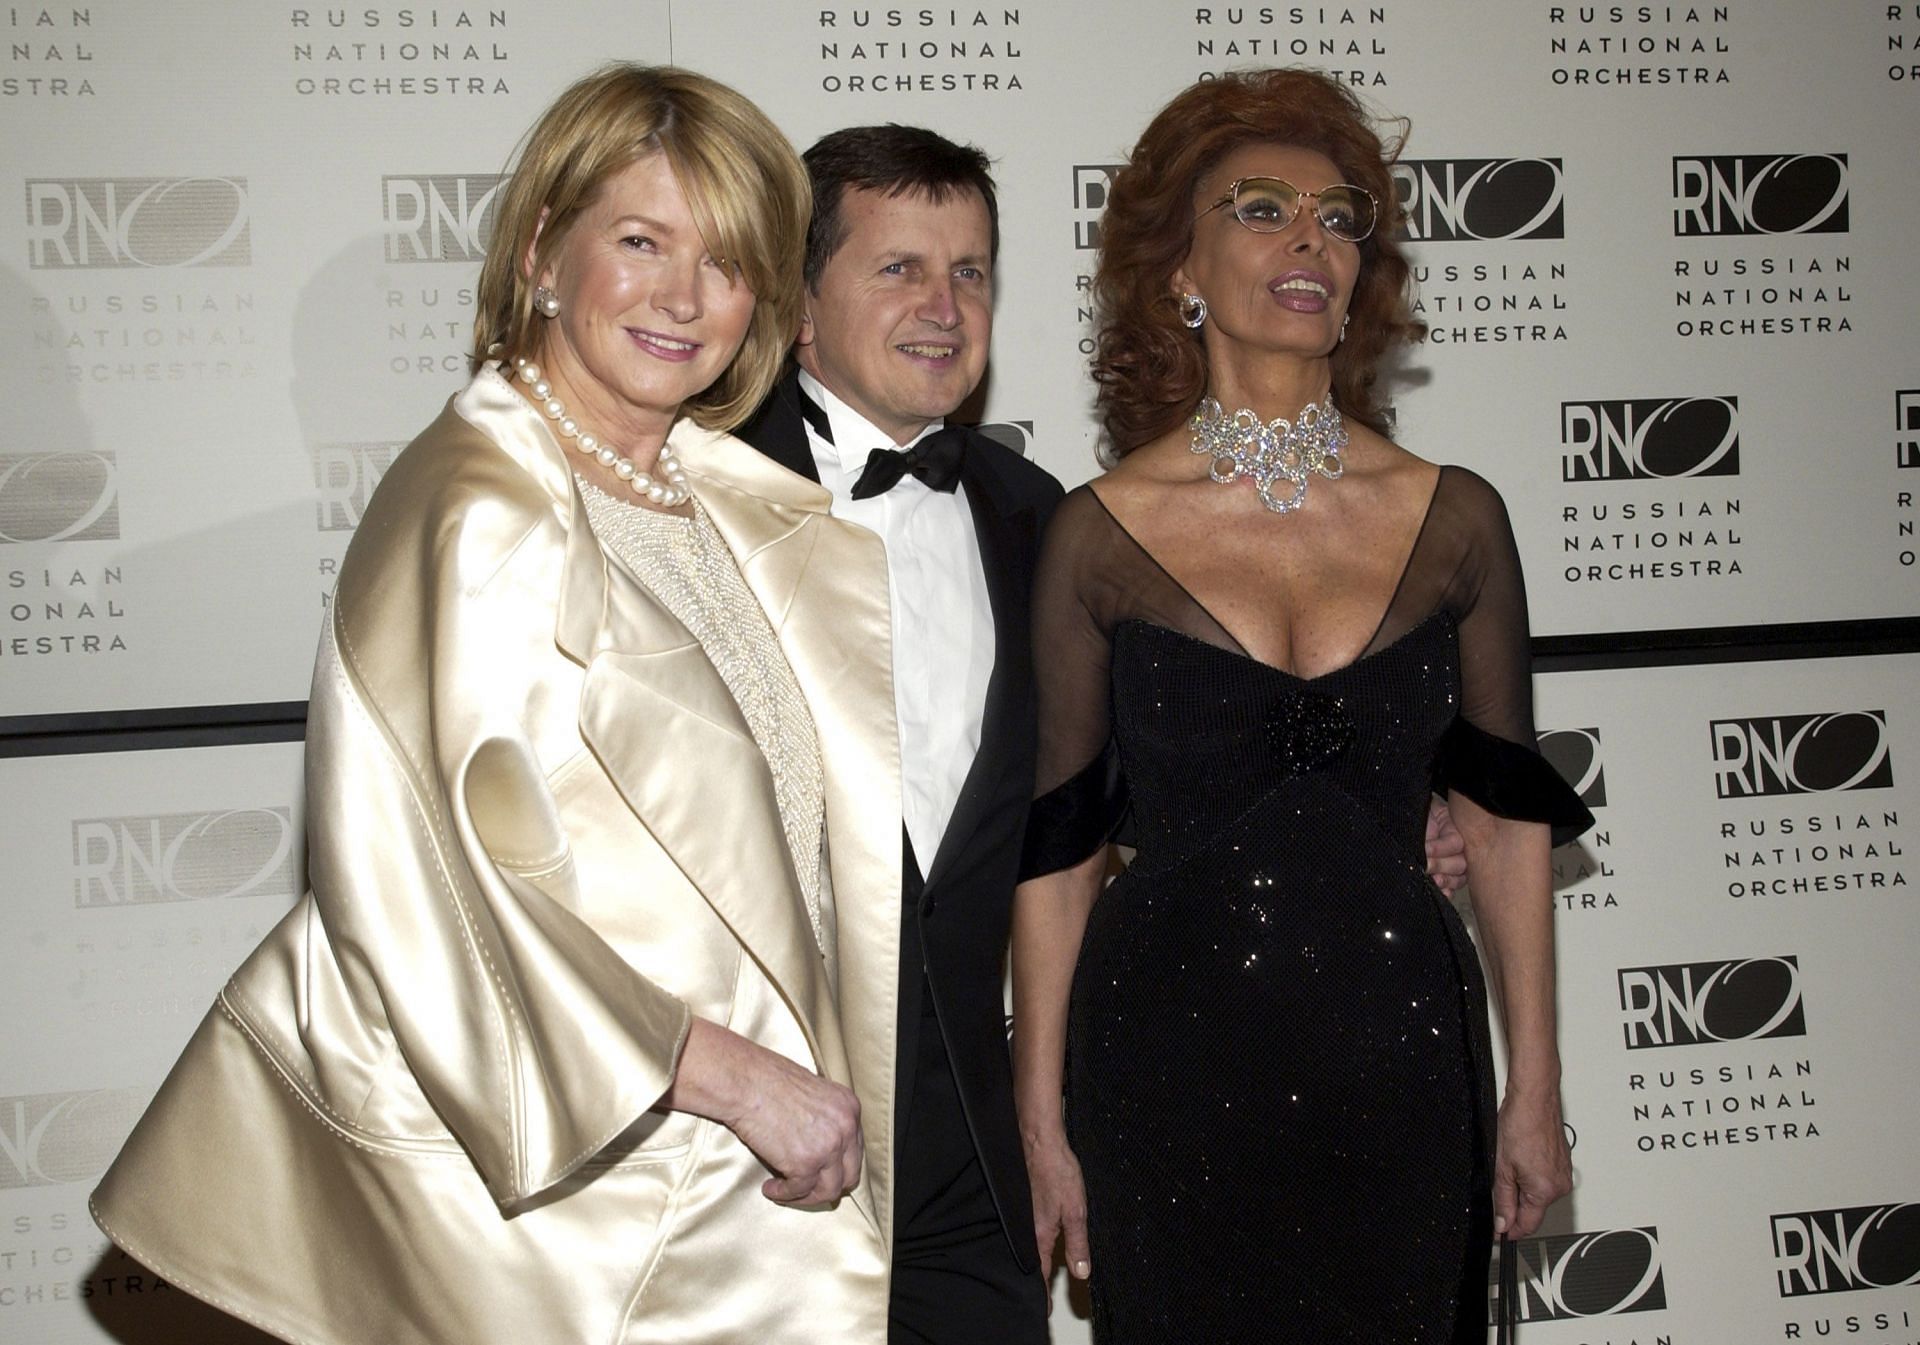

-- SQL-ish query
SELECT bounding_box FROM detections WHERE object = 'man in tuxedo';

[735,125,1057,1343]
[736,124,1471,1343]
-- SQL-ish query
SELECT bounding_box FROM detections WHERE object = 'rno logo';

[72,808,300,906]
[1618,955,1806,1050]
[1774,1204,1920,1297]
[1898,390,1919,470]
[1496,1228,1667,1322]
[383,174,506,263]
[1561,397,1739,482]
[312,442,404,532]
[1071,164,1124,250]
[1391,158,1565,242]
[1711,711,1893,799]
[0,451,119,544]
[0,1089,148,1190]
[25,177,251,269]
[1673,154,1849,237]
[1538,728,1606,809]
[969,419,1034,459]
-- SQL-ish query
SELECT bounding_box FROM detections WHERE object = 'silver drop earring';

[1179,293,1209,329]
[1338,313,1350,344]
[534,285,561,318]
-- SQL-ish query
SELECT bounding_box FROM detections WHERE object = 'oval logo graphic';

[1746,155,1849,235]
[0,452,119,544]
[1538,728,1605,806]
[118,177,251,268]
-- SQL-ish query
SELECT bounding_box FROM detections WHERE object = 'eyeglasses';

[1199,176,1379,243]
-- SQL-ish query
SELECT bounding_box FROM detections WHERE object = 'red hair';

[1091,68,1424,455]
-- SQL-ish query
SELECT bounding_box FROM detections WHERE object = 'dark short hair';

[801,124,999,289]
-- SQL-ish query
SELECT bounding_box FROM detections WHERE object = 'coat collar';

[445,367,832,668]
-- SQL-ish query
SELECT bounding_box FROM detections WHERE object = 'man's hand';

[1425,795,1468,895]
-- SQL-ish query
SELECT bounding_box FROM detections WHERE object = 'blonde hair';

[471,64,810,432]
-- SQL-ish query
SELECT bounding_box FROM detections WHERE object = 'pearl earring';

[1180,293,1209,329]
[534,285,561,318]
[1338,313,1350,344]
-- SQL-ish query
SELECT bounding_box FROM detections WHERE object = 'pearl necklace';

[1189,393,1347,515]
[509,355,691,507]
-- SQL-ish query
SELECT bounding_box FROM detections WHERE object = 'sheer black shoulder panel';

[1366,465,1531,743]
[1021,485,1241,876]
[1028,485,1241,796]
[1390,468,1593,840]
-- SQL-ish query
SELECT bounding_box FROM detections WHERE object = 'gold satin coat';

[91,368,903,1344]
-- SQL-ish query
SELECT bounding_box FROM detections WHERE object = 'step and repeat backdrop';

[2,1,1916,1342]
[3,658,1915,1345]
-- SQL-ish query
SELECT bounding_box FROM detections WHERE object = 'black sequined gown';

[1021,470,1591,1343]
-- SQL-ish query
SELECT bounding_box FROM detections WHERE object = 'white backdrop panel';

[14,655,1917,1344]
[0,741,303,1343]
[1521,651,1918,1342]
[3,2,1916,718]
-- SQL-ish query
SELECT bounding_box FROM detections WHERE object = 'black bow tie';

[849,427,967,500]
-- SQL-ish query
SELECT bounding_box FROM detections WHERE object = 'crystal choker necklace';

[1188,393,1347,515]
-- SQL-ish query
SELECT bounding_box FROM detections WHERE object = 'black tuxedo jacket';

[736,370,1063,1273]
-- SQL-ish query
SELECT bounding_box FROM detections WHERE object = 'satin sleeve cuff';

[1436,717,1596,849]
[1020,739,1130,881]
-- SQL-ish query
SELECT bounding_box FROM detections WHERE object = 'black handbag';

[1494,1235,1518,1344]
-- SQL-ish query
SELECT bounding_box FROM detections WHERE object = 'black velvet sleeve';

[1020,736,1130,880]
[1435,717,1594,849]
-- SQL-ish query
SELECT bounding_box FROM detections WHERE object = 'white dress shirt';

[796,369,995,877]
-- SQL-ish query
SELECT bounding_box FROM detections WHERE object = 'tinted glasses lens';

[1231,179,1376,241]
[1231,178,1300,231]
[1316,186,1375,241]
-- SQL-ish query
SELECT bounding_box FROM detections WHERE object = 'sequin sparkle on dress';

[1020,467,1591,1343]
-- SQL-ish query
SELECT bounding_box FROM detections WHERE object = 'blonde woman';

[92,65,904,1344]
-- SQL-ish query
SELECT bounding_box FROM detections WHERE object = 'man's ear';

[794,309,816,349]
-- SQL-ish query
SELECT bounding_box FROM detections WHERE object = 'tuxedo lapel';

[921,443,1036,894]
[734,367,823,485]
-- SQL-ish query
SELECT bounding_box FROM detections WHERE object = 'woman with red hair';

[1010,69,1591,1340]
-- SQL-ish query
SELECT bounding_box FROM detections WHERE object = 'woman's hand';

[1023,1126,1092,1292]
[1493,1085,1572,1239]
[663,1016,864,1207]
[1011,853,1106,1299]
[1448,795,1566,1239]
[729,1052,864,1206]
